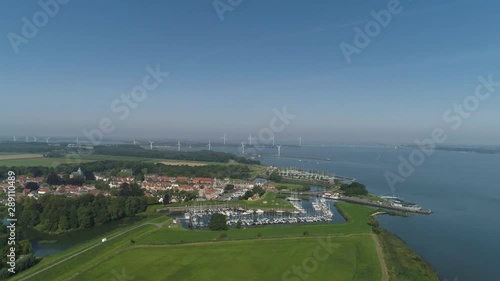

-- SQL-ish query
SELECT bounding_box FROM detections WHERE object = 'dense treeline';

[93,145,260,164]
[0,161,253,181]
[0,143,61,153]
[0,224,35,279]
[340,182,368,196]
[17,194,148,232]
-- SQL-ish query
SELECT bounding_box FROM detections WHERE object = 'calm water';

[252,145,500,281]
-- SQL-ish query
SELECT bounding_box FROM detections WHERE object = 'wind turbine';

[33,136,37,142]
[25,136,29,143]
[133,139,137,145]
[277,145,282,157]
[12,136,16,142]
[207,141,212,151]
[248,134,256,146]
[177,140,181,151]
[45,137,50,143]
[241,142,245,154]
[298,137,302,146]
[76,137,80,145]
[148,140,154,150]
[221,133,227,145]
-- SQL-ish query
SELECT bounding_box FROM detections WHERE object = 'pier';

[336,196,433,215]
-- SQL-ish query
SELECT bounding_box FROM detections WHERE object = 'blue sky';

[1,0,499,144]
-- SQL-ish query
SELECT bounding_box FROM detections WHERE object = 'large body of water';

[250,145,499,281]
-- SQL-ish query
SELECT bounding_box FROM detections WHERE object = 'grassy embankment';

[10,202,439,281]
[378,230,439,281]
[12,203,380,281]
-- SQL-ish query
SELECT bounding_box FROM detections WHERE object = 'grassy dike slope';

[11,203,438,281]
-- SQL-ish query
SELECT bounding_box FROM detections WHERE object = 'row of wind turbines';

[139,133,304,156]
[12,136,52,143]
[12,136,83,144]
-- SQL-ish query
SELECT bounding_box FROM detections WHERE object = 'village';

[0,167,279,204]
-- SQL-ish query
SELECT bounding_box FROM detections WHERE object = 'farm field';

[0,153,268,173]
[0,154,214,167]
[0,156,93,167]
[0,153,43,160]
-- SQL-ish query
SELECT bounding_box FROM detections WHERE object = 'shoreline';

[370,212,440,281]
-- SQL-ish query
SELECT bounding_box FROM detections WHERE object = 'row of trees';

[0,160,253,182]
[17,193,148,232]
[241,185,266,200]
[160,189,197,204]
[0,143,60,154]
[93,145,260,164]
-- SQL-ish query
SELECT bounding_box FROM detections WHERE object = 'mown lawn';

[73,236,381,281]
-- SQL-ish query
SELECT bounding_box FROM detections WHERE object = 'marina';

[172,198,343,229]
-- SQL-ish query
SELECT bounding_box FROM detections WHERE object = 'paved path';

[371,233,389,281]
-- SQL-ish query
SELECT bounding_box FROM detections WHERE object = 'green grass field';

[10,202,438,281]
[274,182,308,190]
[0,154,268,174]
[75,236,380,281]
[165,192,293,210]
[0,154,172,167]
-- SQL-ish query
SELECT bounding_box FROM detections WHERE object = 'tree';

[19,210,40,228]
[58,215,70,231]
[242,190,253,200]
[83,171,95,181]
[67,176,84,186]
[252,186,265,197]
[224,184,235,192]
[46,173,61,185]
[77,206,94,228]
[18,240,32,255]
[25,182,39,191]
[340,182,368,196]
[208,213,228,231]
[94,180,110,191]
[118,183,144,197]
[29,167,43,177]
[269,170,282,182]
[162,191,172,205]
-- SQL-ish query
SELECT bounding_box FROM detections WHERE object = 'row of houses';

[22,185,108,199]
